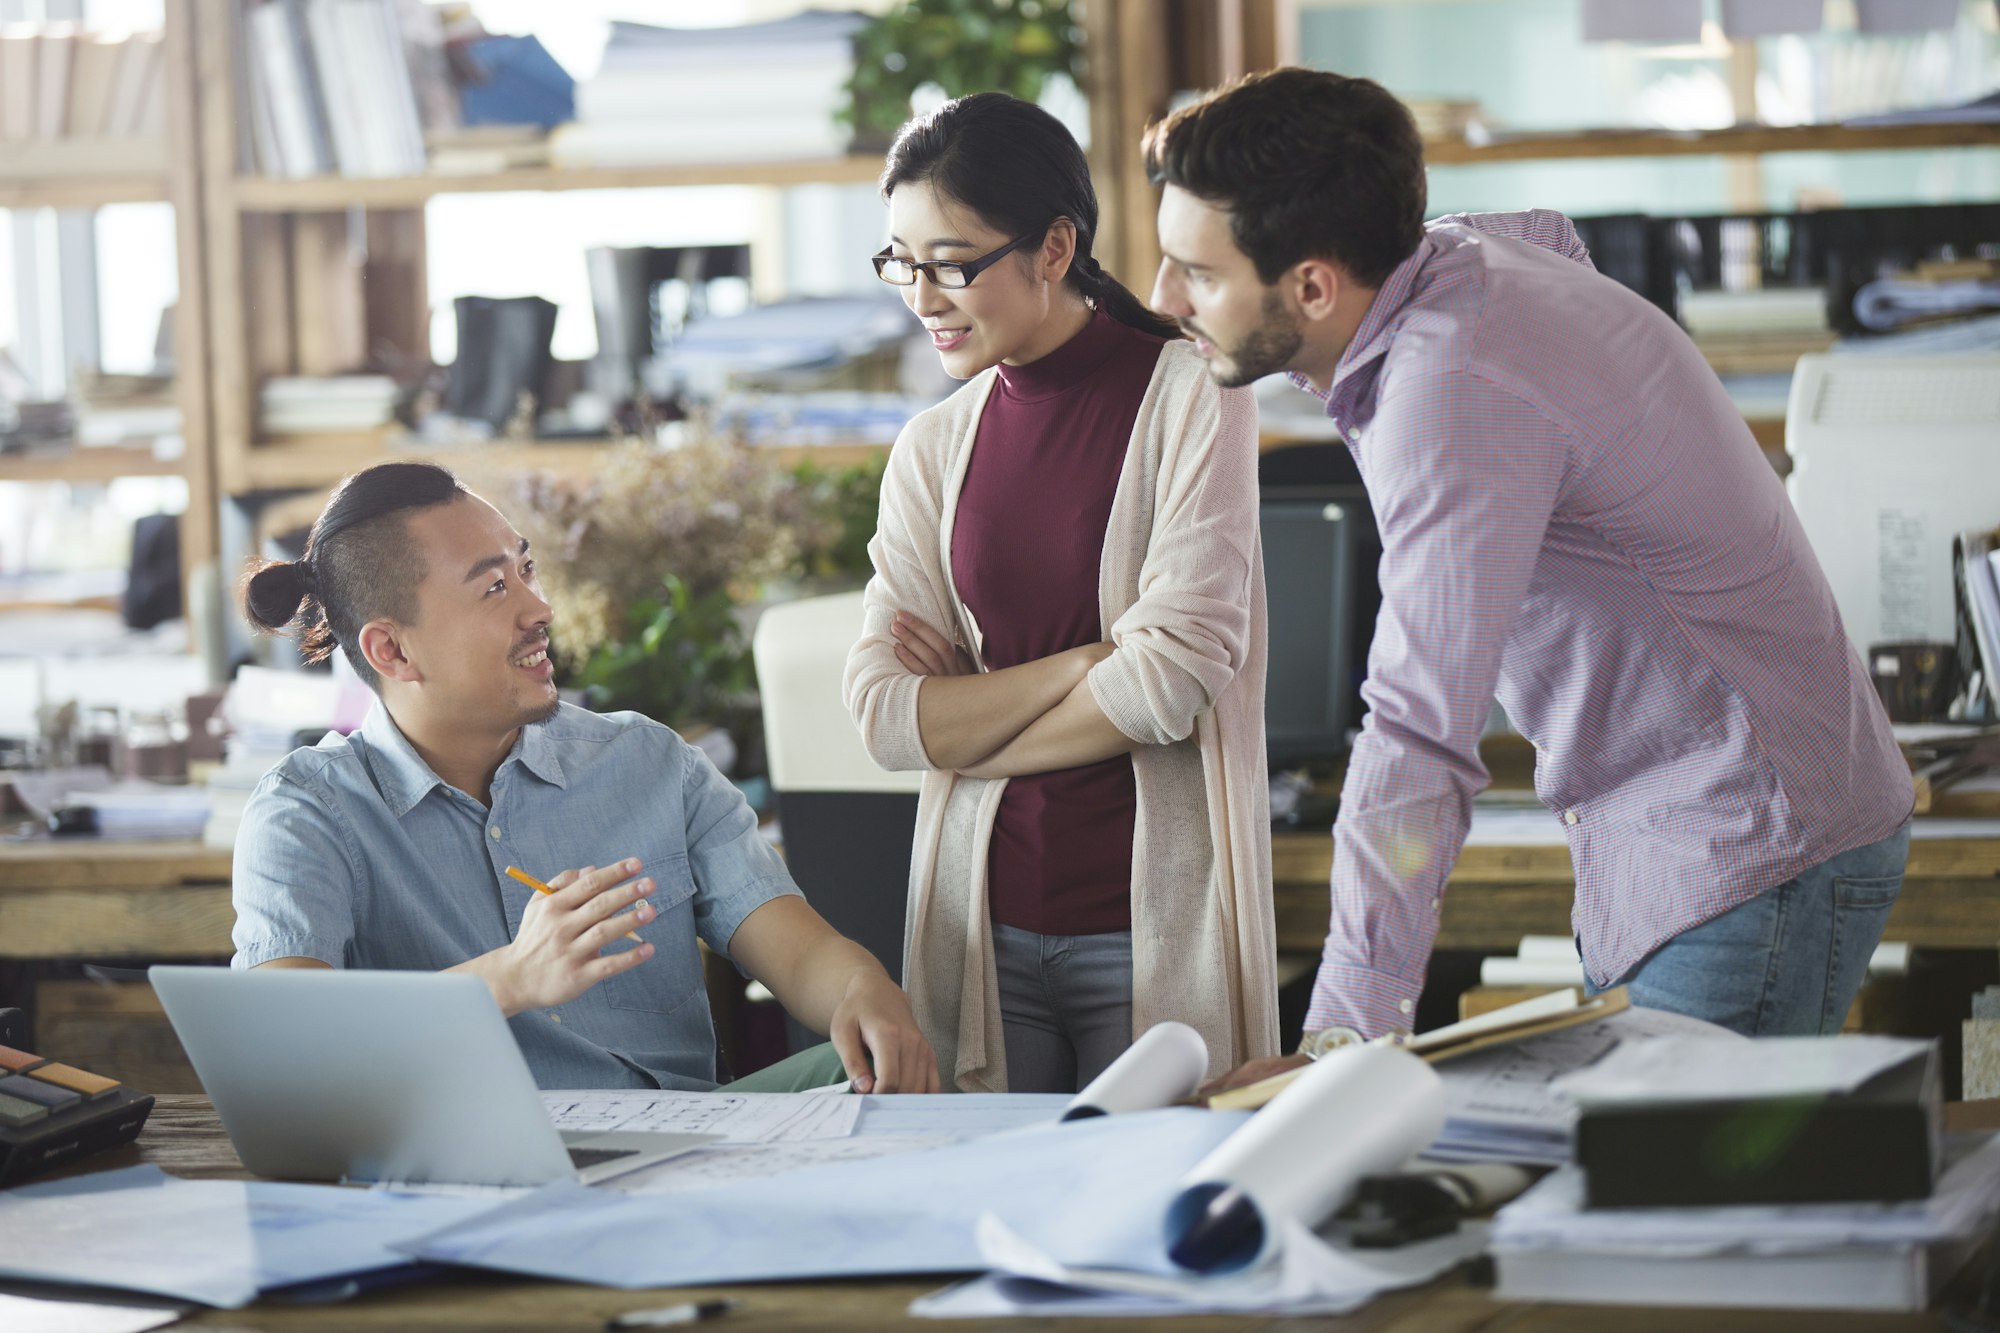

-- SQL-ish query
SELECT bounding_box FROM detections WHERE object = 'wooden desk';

[5,825,2000,961]
[1272,824,2000,954]
[0,839,232,959]
[45,1096,1956,1330]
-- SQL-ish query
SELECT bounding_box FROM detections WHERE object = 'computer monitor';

[1786,352,2000,655]
[1258,444,1381,769]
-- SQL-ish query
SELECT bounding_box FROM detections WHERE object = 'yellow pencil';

[505,865,646,945]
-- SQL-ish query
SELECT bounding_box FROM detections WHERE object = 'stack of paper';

[259,375,399,435]
[553,12,865,168]
[1428,1005,1743,1165]
[72,780,209,838]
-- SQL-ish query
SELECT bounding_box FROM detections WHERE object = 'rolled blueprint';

[1061,1022,1209,1121]
[1163,1043,1445,1274]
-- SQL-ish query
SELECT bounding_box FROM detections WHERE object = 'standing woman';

[843,92,1278,1093]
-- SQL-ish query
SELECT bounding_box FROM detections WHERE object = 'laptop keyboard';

[567,1146,641,1170]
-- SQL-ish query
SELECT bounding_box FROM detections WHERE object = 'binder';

[1576,1042,1942,1208]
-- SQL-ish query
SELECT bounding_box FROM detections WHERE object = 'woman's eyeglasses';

[872,230,1043,290]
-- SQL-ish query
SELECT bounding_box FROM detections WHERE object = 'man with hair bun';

[1143,69,1912,1092]
[233,461,937,1093]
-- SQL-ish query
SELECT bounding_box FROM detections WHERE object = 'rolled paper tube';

[1061,1021,1209,1121]
[1164,1043,1446,1274]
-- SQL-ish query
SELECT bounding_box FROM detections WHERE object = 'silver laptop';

[150,966,714,1186]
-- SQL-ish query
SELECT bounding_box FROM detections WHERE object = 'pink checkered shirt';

[1302,209,1911,1038]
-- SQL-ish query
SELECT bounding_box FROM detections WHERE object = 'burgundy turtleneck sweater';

[950,307,1168,936]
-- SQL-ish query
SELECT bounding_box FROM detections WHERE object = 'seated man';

[231,460,938,1093]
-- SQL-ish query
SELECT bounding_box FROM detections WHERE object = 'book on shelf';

[33,23,75,140]
[67,31,124,139]
[243,0,443,179]
[0,24,35,143]
[554,11,865,169]
[0,25,166,152]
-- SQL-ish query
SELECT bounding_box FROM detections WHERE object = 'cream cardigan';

[842,337,1280,1091]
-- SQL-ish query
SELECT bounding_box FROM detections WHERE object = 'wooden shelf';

[234,432,892,491]
[0,136,174,209]
[217,124,2000,212]
[227,155,887,212]
[0,445,185,483]
[0,175,170,209]
[1424,119,2000,165]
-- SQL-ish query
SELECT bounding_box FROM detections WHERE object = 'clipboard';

[1209,987,1632,1112]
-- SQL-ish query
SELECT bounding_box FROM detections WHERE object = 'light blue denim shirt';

[230,700,800,1089]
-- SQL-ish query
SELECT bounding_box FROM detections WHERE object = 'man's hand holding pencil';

[452,858,657,1017]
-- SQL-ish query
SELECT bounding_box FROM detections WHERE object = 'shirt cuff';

[231,935,343,970]
[702,873,804,962]
[1304,955,1425,1039]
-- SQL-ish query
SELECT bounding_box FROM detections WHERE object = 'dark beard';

[1210,289,1303,388]
[523,693,562,725]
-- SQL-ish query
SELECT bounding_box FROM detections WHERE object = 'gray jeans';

[992,923,1135,1094]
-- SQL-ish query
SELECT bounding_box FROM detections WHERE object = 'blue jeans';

[1591,820,1911,1036]
[992,923,1135,1094]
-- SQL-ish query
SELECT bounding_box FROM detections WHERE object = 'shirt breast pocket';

[600,854,703,1016]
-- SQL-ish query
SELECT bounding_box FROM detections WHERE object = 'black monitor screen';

[1258,445,1381,769]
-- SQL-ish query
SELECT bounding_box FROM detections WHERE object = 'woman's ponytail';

[1072,254,1182,342]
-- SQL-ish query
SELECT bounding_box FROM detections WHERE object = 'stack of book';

[239,0,453,180]
[1404,98,1484,143]
[72,371,181,449]
[552,11,866,169]
[0,25,165,176]
[1679,286,1835,373]
[1492,1036,1987,1312]
[258,375,399,436]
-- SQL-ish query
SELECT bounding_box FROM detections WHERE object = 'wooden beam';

[164,0,220,628]
[1082,0,1172,302]
[193,0,255,494]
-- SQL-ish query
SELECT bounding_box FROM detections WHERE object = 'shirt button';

[549,1013,563,1025]
[489,825,502,840]
[1565,810,1580,825]
[1398,999,1415,1015]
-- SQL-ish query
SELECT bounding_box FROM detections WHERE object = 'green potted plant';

[842,0,1083,147]
[512,439,828,763]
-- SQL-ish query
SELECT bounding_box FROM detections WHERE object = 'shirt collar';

[359,700,567,817]
[360,700,444,817]
[1284,232,1438,415]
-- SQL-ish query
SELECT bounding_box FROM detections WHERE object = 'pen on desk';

[505,865,646,945]
[605,1298,736,1328]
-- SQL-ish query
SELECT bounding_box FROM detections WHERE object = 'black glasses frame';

[872,229,1046,289]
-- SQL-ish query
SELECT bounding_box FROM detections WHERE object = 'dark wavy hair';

[882,91,1182,342]
[240,461,466,690]
[1144,68,1426,288]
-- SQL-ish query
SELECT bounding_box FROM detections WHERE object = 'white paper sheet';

[1062,1022,1208,1119]
[1430,1005,1744,1163]
[1166,1045,1446,1272]
[0,1165,499,1308]
[0,1294,181,1333]
[603,1136,951,1196]
[1554,1034,1928,1104]
[930,1216,1489,1317]
[401,1109,1248,1288]
[851,1093,1069,1139]
[539,1090,861,1142]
